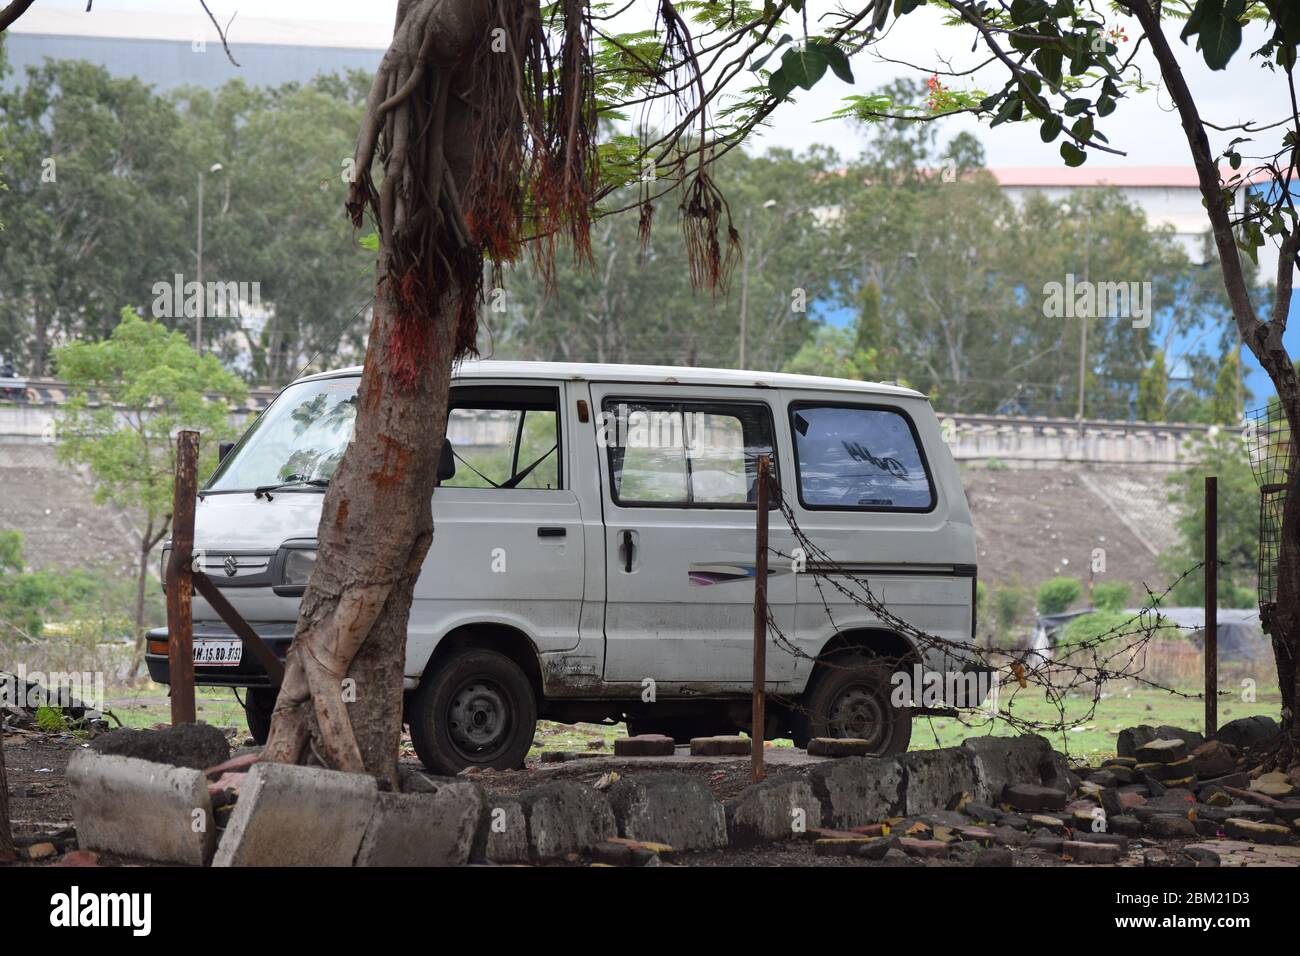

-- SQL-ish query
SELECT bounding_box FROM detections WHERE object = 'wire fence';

[757,475,1225,757]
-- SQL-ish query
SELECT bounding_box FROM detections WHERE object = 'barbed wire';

[759,475,1224,756]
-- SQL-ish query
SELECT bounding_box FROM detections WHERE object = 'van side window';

[790,403,934,511]
[445,386,561,490]
[601,400,775,507]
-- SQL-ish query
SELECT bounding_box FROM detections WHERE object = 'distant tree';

[1214,351,1242,426]
[1160,433,1258,609]
[782,326,879,381]
[1137,351,1168,422]
[53,308,246,650]
[1091,581,1131,612]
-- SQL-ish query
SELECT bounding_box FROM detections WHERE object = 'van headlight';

[272,539,317,596]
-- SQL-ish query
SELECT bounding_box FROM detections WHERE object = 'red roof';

[988,165,1272,187]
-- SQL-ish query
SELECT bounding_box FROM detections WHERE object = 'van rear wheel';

[409,649,537,775]
[800,654,912,756]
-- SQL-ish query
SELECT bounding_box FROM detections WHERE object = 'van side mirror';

[218,440,235,463]
[437,439,456,482]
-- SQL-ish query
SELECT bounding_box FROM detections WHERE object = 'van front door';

[588,384,796,684]
[412,383,587,673]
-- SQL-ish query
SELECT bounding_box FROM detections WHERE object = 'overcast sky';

[19,0,1287,168]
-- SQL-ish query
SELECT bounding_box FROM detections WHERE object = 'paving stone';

[807,737,874,758]
[1136,737,1188,763]
[1223,817,1294,845]
[961,801,1001,823]
[615,735,675,757]
[1190,740,1238,779]
[815,836,874,856]
[607,773,727,850]
[1029,813,1067,832]
[1143,848,1171,867]
[1183,844,1222,866]
[689,735,750,757]
[1251,772,1295,799]
[973,846,1015,866]
[1063,840,1121,864]
[1002,783,1068,812]
[1028,830,1063,853]
[898,837,949,858]
[854,835,900,860]
[993,825,1030,847]
[1075,831,1128,850]
[213,762,376,867]
[1145,814,1197,839]
[1108,815,1143,837]
[68,750,216,867]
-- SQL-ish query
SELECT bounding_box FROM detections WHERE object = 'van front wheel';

[801,655,912,756]
[409,649,537,775]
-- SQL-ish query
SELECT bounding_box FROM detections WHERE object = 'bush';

[990,584,1031,648]
[1036,576,1083,615]
[1091,581,1131,612]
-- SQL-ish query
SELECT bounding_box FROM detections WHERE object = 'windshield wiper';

[254,476,329,500]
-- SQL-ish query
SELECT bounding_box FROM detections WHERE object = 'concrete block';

[356,781,485,866]
[519,781,616,861]
[212,762,377,867]
[67,749,215,866]
[805,756,903,829]
[725,774,823,846]
[607,773,727,850]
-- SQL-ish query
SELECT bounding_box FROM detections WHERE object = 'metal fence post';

[752,454,771,783]
[1205,475,1218,737]
[167,430,199,726]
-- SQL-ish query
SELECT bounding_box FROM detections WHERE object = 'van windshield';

[207,376,359,492]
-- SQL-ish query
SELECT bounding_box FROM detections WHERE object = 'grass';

[99,682,1281,766]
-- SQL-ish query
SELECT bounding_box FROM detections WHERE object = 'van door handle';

[622,530,634,572]
[537,527,566,538]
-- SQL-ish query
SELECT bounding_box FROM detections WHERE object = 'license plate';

[192,639,243,667]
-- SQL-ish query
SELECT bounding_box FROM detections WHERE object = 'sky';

[25,0,1282,168]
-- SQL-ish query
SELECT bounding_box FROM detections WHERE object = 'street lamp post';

[195,162,223,354]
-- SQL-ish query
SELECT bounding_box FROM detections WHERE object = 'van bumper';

[145,622,296,689]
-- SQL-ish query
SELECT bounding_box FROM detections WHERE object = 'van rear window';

[790,404,934,511]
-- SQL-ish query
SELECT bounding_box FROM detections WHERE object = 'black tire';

[243,687,277,745]
[800,654,912,756]
[409,649,537,775]
[625,716,719,743]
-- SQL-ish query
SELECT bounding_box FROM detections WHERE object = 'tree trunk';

[0,730,15,864]
[1129,0,1300,757]
[264,0,490,786]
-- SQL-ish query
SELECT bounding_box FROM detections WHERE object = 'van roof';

[297,360,925,399]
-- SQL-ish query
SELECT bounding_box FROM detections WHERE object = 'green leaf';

[776,46,829,92]
[1071,115,1094,141]
[812,41,855,84]
[1180,0,1246,71]
[1040,114,1063,142]
[1034,47,1063,86]
[1063,97,1090,116]
[1060,141,1087,166]
[894,0,926,13]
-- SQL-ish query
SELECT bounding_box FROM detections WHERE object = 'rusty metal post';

[751,454,771,783]
[1205,475,1218,737]
[0,734,15,864]
[167,430,199,726]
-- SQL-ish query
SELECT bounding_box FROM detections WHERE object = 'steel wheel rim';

[446,678,513,760]
[828,683,890,750]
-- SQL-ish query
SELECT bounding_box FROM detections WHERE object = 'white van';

[146,361,980,773]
